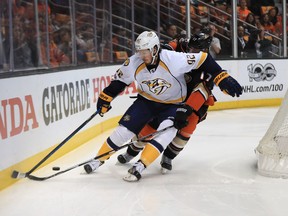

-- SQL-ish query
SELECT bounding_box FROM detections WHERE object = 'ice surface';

[1,107,288,216]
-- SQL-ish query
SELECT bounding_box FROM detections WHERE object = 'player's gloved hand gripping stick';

[97,91,113,116]
[173,104,193,130]
[11,109,102,180]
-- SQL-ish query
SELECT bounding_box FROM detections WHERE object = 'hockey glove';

[174,104,193,130]
[214,71,242,97]
[97,91,113,116]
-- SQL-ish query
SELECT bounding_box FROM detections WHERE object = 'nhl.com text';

[242,84,284,93]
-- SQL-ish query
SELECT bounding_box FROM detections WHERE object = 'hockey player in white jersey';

[84,31,242,182]
[117,28,242,174]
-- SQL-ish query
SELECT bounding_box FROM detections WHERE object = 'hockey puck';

[11,170,19,178]
[52,167,60,171]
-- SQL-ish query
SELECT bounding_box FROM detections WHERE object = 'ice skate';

[123,160,146,182]
[84,159,104,174]
[117,152,134,164]
[160,154,172,174]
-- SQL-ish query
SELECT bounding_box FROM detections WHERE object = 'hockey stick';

[18,125,174,181]
[11,109,101,180]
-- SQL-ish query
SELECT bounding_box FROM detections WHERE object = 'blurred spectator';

[249,0,275,17]
[259,13,275,34]
[112,0,131,28]
[237,0,252,21]
[112,26,132,55]
[49,0,70,14]
[39,29,70,68]
[197,2,209,24]
[134,1,157,33]
[163,23,178,43]
[38,0,51,15]
[237,25,258,58]
[268,7,282,35]
[160,0,184,31]
[178,0,198,28]
[258,31,273,58]
[21,1,35,21]
[57,27,72,61]
[237,25,248,57]
[211,0,229,24]
[244,13,257,34]
[3,15,34,70]
[51,12,71,31]
[0,26,7,71]
[12,0,26,17]
[74,24,101,64]
[268,7,280,26]
[255,26,272,58]
[205,24,221,59]
[12,17,34,69]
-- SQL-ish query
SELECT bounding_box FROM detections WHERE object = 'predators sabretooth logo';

[142,78,172,95]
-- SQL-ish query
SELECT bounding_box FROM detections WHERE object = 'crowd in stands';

[0,0,287,73]
[177,0,285,58]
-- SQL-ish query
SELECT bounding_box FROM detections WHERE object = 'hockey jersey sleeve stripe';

[195,52,208,69]
[134,63,146,79]
[159,60,170,72]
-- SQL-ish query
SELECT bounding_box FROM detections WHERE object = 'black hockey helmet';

[188,29,212,50]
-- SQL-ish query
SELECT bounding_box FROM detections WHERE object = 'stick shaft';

[27,125,174,181]
[27,110,100,175]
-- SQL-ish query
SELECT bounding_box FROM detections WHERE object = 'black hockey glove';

[97,91,113,116]
[214,71,242,97]
[174,104,193,130]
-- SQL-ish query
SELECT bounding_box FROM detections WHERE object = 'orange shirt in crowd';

[237,7,252,21]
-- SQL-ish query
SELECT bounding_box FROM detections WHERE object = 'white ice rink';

[1,107,288,216]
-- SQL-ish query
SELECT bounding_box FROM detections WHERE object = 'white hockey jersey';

[114,49,208,104]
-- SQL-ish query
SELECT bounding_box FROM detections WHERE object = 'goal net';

[256,89,288,178]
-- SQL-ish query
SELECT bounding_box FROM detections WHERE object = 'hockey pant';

[95,95,180,166]
[126,82,215,160]
[96,119,177,167]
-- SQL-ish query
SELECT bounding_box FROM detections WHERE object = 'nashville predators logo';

[142,78,171,95]
[122,114,131,121]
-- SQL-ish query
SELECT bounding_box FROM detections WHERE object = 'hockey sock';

[163,143,183,159]
[164,133,190,159]
[97,139,117,161]
[123,123,157,158]
[127,144,143,157]
[140,142,163,166]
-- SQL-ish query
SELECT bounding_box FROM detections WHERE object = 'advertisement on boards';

[0,66,136,170]
[0,59,287,170]
[214,59,287,102]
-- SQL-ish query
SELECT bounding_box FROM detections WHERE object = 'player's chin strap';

[16,125,174,181]
[150,47,159,65]
[151,55,157,65]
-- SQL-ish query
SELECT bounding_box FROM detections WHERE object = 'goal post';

[256,89,288,178]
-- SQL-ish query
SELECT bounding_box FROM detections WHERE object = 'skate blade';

[161,167,169,175]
